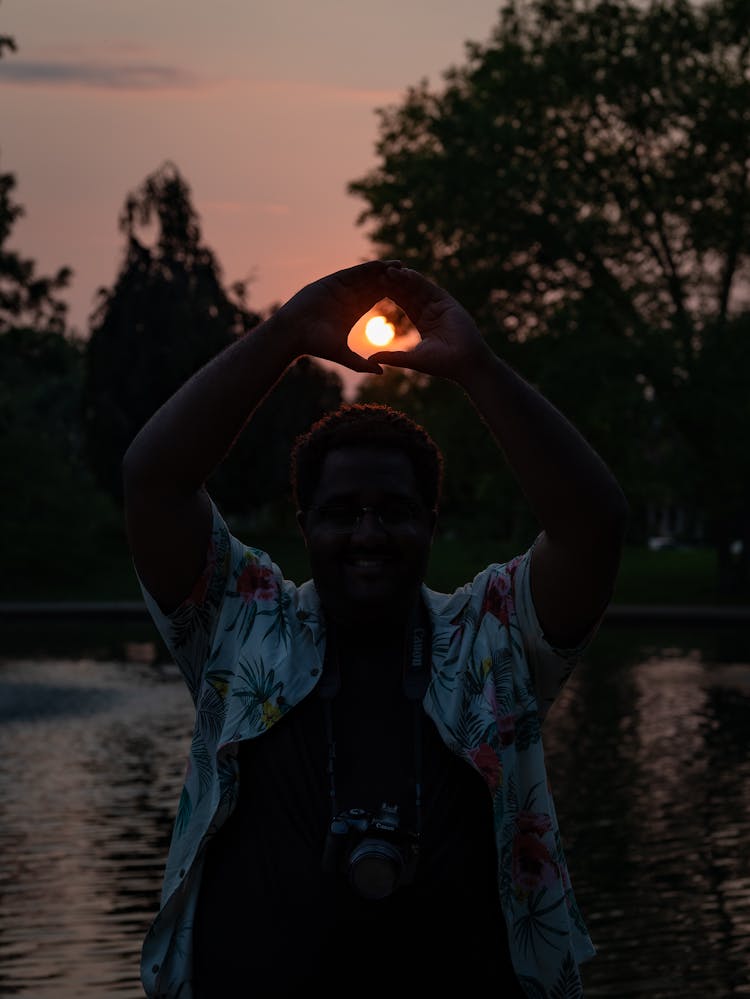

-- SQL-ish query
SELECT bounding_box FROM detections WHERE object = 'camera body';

[321,802,419,900]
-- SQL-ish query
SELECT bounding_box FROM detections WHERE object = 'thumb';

[368,350,421,370]
[339,348,384,375]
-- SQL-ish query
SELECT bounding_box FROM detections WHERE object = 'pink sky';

[1,0,503,388]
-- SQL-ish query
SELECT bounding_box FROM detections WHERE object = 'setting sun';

[364,315,395,347]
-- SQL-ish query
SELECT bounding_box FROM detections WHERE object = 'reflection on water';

[0,622,749,997]
[0,643,191,999]
[545,626,750,998]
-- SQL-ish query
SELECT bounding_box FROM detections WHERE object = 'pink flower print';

[512,809,559,894]
[236,559,276,603]
[482,570,515,626]
[467,742,503,793]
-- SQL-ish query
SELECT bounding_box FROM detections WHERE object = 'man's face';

[298,446,436,628]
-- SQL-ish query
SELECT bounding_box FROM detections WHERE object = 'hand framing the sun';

[274,259,493,385]
[370,265,494,386]
[274,259,399,375]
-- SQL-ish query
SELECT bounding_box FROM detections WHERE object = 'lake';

[0,618,748,997]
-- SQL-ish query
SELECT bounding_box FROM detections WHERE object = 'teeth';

[352,559,384,568]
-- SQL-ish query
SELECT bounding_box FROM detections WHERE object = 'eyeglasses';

[308,499,426,532]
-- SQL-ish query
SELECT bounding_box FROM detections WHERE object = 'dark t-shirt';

[193,657,523,997]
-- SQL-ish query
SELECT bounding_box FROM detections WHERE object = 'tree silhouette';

[0,30,71,333]
[84,162,256,500]
[349,0,750,591]
[0,32,118,593]
[0,30,72,342]
[84,162,343,514]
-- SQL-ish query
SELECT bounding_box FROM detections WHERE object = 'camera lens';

[348,839,404,900]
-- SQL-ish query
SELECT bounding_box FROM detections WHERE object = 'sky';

[0,0,505,362]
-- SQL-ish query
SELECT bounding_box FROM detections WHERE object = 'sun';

[364,315,395,347]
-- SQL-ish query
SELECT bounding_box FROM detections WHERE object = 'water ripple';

[1,626,749,997]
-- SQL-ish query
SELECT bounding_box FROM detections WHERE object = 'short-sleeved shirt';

[139,502,596,998]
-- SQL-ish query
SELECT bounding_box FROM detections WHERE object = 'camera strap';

[318,597,431,700]
[318,598,431,834]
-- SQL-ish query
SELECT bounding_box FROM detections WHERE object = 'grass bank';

[428,533,744,605]
[2,514,746,606]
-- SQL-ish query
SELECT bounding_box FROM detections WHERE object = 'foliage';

[83,162,256,501]
[349,0,750,590]
[0,27,112,591]
[0,327,124,593]
[83,162,344,512]
[0,36,72,334]
[0,169,72,335]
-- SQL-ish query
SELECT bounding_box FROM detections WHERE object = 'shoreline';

[1,601,749,624]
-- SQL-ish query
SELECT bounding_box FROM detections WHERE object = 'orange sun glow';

[364,315,395,347]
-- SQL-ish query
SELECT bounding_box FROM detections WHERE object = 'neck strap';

[319,597,431,832]
[318,596,432,702]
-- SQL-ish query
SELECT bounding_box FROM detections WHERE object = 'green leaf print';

[549,952,584,998]
[231,657,284,731]
[258,588,292,648]
[198,679,230,743]
[514,887,569,960]
[515,710,542,750]
[174,787,192,838]
[190,732,213,793]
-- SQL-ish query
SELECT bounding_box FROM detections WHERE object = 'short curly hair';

[291,403,444,512]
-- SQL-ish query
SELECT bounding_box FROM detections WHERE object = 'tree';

[0,327,123,595]
[0,35,71,337]
[1,31,71,334]
[84,162,254,500]
[84,162,343,514]
[349,0,750,592]
[0,32,121,594]
[0,171,72,336]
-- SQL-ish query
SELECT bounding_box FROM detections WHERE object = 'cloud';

[0,58,201,91]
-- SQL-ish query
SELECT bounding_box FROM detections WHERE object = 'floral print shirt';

[138,502,596,998]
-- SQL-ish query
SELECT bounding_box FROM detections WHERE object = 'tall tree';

[0,170,72,335]
[0,326,123,595]
[349,0,750,592]
[84,162,343,513]
[0,31,118,593]
[0,31,71,334]
[84,162,254,500]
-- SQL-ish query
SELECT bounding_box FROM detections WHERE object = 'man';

[123,259,628,997]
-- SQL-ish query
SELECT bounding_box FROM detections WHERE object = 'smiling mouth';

[347,556,392,570]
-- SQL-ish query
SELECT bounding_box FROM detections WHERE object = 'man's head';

[292,403,443,513]
[292,404,444,628]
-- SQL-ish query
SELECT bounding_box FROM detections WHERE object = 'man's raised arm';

[375,265,629,649]
[122,260,392,613]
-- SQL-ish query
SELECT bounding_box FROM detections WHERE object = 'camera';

[321,803,419,900]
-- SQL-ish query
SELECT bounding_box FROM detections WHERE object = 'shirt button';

[152,964,160,973]
[179,869,185,878]
[310,668,320,676]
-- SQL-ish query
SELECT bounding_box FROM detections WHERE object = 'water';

[0,620,749,997]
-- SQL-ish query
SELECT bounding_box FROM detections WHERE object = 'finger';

[333,258,403,287]
[338,348,384,375]
[382,266,438,316]
[327,260,403,319]
[367,350,421,370]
